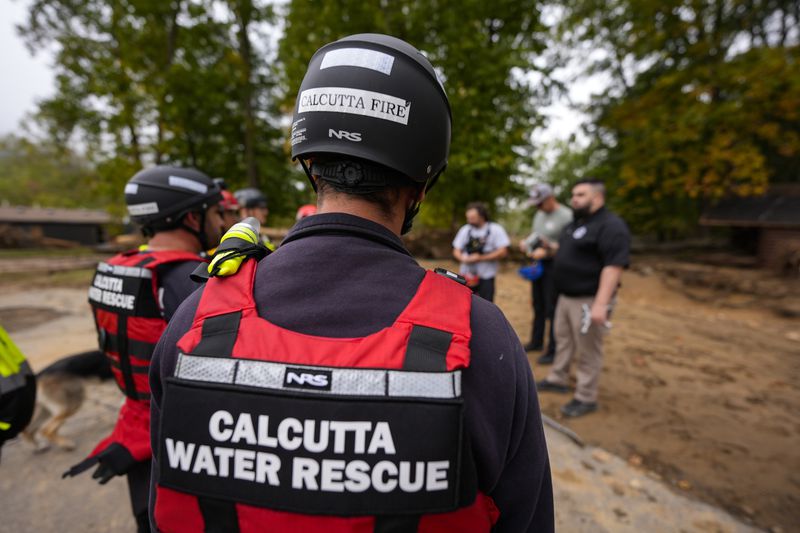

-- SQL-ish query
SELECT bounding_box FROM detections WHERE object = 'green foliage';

[278,0,552,227]
[18,0,302,217]
[605,46,800,237]
[539,139,596,199]
[0,134,104,209]
[558,0,800,238]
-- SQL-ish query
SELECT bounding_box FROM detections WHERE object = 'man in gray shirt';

[452,201,511,302]
[520,184,573,363]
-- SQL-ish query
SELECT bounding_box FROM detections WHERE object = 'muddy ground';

[477,256,799,532]
[0,253,797,531]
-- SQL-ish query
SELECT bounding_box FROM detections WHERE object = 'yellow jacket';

[0,325,32,431]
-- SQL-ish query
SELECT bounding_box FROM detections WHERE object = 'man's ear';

[182,211,201,231]
[412,184,426,205]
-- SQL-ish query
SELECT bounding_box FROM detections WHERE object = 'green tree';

[18,0,300,217]
[277,0,552,227]
[558,0,800,237]
[0,135,105,209]
[536,138,597,198]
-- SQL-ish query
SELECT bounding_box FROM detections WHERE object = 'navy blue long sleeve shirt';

[149,213,554,532]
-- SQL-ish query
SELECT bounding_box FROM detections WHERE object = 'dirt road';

[1,256,796,531]
[0,377,759,533]
[483,258,799,532]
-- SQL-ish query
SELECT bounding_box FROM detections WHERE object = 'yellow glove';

[207,218,264,277]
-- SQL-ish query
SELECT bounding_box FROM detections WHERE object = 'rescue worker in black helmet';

[149,34,554,532]
[63,165,225,532]
[234,187,276,250]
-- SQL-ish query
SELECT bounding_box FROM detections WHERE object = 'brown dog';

[22,351,111,452]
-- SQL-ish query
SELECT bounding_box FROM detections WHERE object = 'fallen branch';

[542,413,585,448]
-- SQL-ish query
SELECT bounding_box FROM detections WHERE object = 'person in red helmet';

[214,178,242,231]
[296,203,318,221]
[149,34,553,533]
[219,189,241,230]
[63,166,225,533]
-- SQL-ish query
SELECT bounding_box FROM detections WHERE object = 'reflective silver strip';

[176,354,237,384]
[169,175,208,194]
[175,353,462,399]
[387,371,458,399]
[0,361,32,395]
[96,262,153,279]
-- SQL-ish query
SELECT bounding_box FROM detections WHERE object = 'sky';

[0,0,596,146]
[0,0,54,135]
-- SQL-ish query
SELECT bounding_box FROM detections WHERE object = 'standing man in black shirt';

[537,178,631,417]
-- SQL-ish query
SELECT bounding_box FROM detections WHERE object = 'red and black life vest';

[154,258,500,532]
[86,249,204,462]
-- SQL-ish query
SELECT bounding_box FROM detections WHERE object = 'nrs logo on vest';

[284,368,332,390]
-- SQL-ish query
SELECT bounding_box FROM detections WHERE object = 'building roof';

[0,205,112,225]
[700,186,800,228]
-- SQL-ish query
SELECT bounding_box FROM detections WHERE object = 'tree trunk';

[156,1,182,165]
[128,123,143,167]
[186,132,198,168]
[233,0,259,187]
[110,5,143,168]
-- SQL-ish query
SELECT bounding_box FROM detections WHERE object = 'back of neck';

[146,229,201,253]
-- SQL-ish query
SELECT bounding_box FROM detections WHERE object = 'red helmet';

[295,204,317,221]
[220,189,240,212]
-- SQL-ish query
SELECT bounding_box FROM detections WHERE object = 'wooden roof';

[0,206,112,225]
[700,186,800,228]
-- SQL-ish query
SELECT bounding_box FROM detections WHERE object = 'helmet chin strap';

[299,158,317,192]
[400,202,420,235]
[401,169,442,235]
[180,209,210,251]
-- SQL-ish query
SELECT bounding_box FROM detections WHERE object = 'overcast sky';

[0,0,54,134]
[0,0,594,146]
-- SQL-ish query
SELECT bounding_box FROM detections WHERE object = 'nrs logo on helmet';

[328,129,362,142]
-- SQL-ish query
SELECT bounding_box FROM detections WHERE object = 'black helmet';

[234,187,268,209]
[290,33,451,189]
[124,166,222,234]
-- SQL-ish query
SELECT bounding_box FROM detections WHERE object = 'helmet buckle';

[340,162,364,187]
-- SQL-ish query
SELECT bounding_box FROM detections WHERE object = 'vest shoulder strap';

[194,258,257,321]
[396,270,472,339]
[108,249,205,269]
[185,263,473,371]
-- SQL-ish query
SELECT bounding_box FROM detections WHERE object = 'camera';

[525,233,543,254]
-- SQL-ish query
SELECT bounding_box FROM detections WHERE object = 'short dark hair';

[318,180,418,218]
[574,178,606,195]
[466,201,490,221]
[313,157,422,218]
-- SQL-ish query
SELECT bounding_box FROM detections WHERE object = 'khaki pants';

[546,294,612,403]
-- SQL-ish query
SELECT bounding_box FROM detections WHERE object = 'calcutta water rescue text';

[165,410,451,493]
